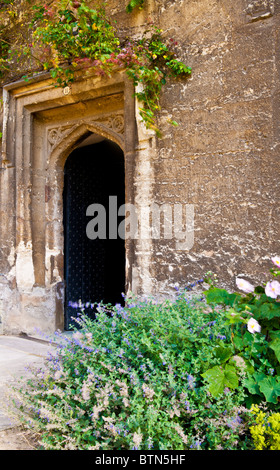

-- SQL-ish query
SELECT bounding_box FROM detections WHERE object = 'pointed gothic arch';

[0,71,155,335]
[48,118,125,172]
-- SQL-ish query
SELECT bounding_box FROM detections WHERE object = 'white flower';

[247,318,261,334]
[265,280,280,299]
[236,278,254,294]
[272,256,280,268]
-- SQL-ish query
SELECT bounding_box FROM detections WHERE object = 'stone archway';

[0,70,156,335]
[0,74,116,333]
[46,118,127,331]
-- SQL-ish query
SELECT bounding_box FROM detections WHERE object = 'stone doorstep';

[0,334,52,431]
[0,332,74,430]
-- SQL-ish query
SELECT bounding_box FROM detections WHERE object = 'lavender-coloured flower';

[147,437,153,449]
[226,415,242,429]
[217,334,226,341]
[187,374,196,389]
[69,301,79,309]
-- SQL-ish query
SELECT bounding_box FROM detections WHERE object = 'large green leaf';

[269,331,280,363]
[202,364,239,397]
[259,376,280,404]
[244,372,266,396]
[244,372,280,403]
[224,364,239,389]
[249,296,280,320]
[258,302,280,320]
[202,366,224,397]
[214,345,233,364]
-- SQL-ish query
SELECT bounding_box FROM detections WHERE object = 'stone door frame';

[0,69,155,335]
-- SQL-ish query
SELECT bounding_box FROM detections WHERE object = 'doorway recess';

[63,137,125,329]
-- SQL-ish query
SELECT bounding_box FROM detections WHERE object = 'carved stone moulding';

[47,113,125,154]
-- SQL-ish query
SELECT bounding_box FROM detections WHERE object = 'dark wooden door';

[63,140,125,330]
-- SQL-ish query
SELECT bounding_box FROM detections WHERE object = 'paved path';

[0,335,52,431]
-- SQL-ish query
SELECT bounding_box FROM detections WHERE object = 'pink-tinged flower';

[265,280,280,299]
[247,318,261,334]
[272,256,280,268]
[236,278,254,294]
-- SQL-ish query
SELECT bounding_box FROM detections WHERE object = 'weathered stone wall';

[111,0,280,294]
[151,0,280,294]
[0,0,279,334]
[154,0,280,294]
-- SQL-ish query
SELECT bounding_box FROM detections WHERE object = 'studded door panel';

[63,141,125,330]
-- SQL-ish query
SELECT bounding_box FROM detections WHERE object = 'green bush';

[203,257,280,408]
[12,290,253,450]
[12,257,280,449]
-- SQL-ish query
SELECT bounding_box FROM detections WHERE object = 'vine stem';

[249,333,257,362]
[230,324,234,344]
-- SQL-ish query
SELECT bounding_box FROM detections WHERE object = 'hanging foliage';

[0,0,191,136]
[126,0,145,13]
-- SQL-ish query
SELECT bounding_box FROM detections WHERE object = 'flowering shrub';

[203,257,280,407]
[11,292,253,450]
[10,258,280,450]
[22,1,190,136]
[0,1,191,136]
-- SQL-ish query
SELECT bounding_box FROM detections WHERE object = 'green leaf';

[205,288,240,307]
[224,308,243,325]
[247,294,280,320]
[202,364,239,397]
[202,366,224,397]
[233,335,245,350]
[244,372,266,396]
[214,345,233,364]
[259,302,280,320]
[126,0,144,13]
[224,364,239,389]
[269,331,280,362]
[259,376,280,404]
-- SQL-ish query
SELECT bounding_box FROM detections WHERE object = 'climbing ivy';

[0,2,14,79]
[126,0,145,13]
[0,0,191,136]
[0,26,9,79]
[0,1,41,82]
